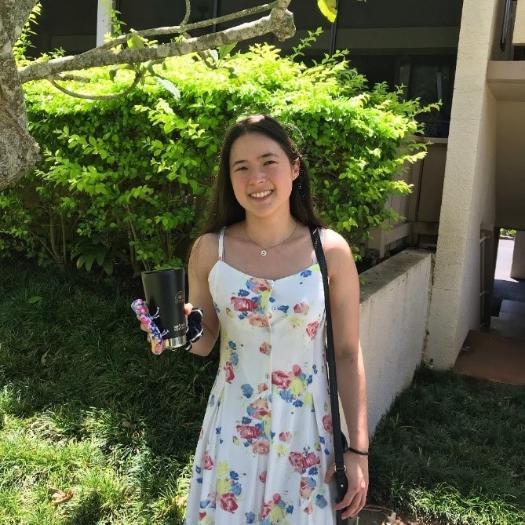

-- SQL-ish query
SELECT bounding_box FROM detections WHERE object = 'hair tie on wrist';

[344,446,369,456]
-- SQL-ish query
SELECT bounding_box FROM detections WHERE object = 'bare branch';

[19,5,294,84]
[49,71,142,100]
[84,2,276,53]
[182,0,191,26]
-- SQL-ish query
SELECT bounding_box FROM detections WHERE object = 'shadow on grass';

[0,257,218,521]
[63,491,105,525]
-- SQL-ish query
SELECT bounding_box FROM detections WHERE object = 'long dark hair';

[200,115,324,234]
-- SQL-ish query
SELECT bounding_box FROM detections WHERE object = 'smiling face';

[229,132,299,219]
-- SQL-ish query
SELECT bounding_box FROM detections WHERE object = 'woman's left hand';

[324,452,369,520]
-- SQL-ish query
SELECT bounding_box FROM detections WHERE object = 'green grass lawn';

[0,258,217,524]
[369,368,525,525]
[0,258,523,524]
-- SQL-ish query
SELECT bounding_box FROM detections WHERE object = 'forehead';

[229,132,285,163]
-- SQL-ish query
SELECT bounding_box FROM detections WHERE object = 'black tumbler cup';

[141,268,186,349]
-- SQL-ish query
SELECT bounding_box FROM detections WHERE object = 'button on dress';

[184,228,337,525]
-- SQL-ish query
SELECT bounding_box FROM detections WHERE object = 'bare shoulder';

[189,232,220,278]
[321,228,356,276]
[322,228,353,257]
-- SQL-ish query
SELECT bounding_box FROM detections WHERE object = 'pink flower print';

[224,361,235,383]
[279,431,292,442]
[322,415,333,433]
[294,302,309,315]
[236,424,261,440]
[288,451,306,473]
[203,452,214,470]
[219,492,238,513]
[199,511,206,520]
[259,471,267,482]
[292,364,302,376]
[272,493,281,504]
[272,370,292,389]
[259,342,271,355]
[252,439,270,455]
[249,314,269,327]
[247,278,271,293]
[257,382,268,393]
[288,450,320,473]
[249,398,270,419]
[231,296,258,312]
[306,320,320,339]
[304,503,313,514]
[300,476,316,498]
[304,451,320,469]
[261,500,272,518]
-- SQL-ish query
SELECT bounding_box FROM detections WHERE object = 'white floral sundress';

[184,227,337,525]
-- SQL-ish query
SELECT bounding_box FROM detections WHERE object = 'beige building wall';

[424,0,499,369]
[495,102,525,229]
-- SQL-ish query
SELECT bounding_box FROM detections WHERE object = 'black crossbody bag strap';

[309,226,348,523]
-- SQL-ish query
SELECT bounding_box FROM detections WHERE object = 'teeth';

[250,190,273,199]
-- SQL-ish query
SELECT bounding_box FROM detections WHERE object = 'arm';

[323,229,369,518]
[185,234,220,357]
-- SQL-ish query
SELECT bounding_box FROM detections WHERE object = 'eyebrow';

[232,152,278,167]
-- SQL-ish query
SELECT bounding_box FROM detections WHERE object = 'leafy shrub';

[1,43,428,275]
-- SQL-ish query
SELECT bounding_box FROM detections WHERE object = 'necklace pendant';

[260,249,268,257]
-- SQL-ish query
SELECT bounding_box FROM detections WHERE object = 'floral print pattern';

[184,230,336,524]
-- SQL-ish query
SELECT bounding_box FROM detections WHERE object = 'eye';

[234,166,248,172]
[264,160,277,166]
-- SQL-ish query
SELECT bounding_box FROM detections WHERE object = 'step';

[500,299,525,316]
[490,317,525,340]
[498,311,525,324]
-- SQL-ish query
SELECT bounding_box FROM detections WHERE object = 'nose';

[248,167,266,185]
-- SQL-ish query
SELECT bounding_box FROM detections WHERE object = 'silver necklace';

[245,222,298,257]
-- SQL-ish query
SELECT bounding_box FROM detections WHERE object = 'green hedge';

[1,44,428,275]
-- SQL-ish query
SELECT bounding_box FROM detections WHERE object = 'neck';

[244,212,297,248]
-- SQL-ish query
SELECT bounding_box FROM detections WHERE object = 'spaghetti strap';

[218,227,225,261]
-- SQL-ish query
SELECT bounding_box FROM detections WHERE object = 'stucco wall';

[424,0,499,369]
[496,102,525,229]
[339,249,432,435]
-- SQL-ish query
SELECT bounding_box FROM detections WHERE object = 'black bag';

[309,226,349,525]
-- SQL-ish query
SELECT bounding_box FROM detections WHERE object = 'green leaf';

[317,0,337,22]
[127,33,145,49]
[27,296,42,304]
[103,258,114,275]
[154,77,181,99]
[219,43,236,59]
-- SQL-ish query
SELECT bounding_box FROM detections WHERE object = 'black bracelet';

[344,446,369,456]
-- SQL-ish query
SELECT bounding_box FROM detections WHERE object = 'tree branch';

[19,2,294,84]
[181,0,191,26]
[90,2,275,52]
[49,71,142,100]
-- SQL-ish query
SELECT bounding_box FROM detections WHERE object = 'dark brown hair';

[200,114,324,234]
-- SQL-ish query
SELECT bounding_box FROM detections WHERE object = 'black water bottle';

[141,268,186,350]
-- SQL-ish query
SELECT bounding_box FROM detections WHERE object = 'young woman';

[183,115,368,524]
